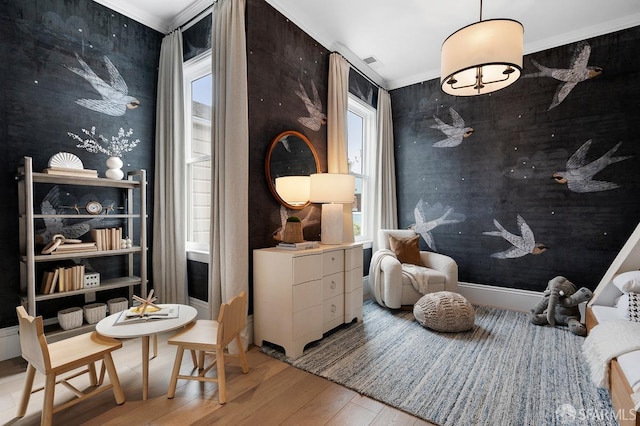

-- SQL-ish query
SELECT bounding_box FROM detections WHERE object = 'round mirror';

[265,130,320,210]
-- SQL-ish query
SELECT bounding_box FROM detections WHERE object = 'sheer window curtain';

[209,0,249,333]
[153,30,187,304]
[370,88,398,252]
[327,52,354,242]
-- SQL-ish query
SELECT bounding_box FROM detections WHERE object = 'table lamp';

[310,173,355,244]
[275,176,310,207]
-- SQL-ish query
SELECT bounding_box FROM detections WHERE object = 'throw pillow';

[629,292,640,322]
[388,234,423,266]
[613,271,640,293]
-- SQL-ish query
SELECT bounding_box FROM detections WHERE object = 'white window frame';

[184,51,212,254]
[347,93,376,243]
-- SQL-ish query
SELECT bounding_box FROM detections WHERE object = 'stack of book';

[90,227,123,251]
[40,264,86,294]
[42,167,98,178]
[53,241,98,254]
[276,241,319,250]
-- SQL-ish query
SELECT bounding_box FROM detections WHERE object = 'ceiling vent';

[362,56,378,65]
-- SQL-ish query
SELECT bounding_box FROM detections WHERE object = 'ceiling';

[95,0,640,90]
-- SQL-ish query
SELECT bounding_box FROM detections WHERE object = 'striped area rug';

[261,299,615,425]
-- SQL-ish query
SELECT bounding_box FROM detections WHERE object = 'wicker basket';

[107,297,128,314]
[57,307,83,330]
[282,221,304,243]
[83,303,107,324]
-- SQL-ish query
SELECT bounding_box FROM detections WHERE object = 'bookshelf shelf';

[17,156,148,326]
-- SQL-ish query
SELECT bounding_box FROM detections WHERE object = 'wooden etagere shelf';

[17,156,148,327]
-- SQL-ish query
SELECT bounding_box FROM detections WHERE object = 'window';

[347,94,376,241]
[184,53,212,252]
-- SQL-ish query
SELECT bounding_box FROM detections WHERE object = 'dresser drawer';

[345,267,363,293]
[293,279,322,312]
[322,250,344,276]
[293,254,322,284]
[345,245,363,270]
[322,272,344,301]
[323,294,344,332]
[293,305,322,339]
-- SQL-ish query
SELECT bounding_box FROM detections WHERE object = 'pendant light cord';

[479,0,483,22]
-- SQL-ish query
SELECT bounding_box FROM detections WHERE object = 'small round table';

[96,304,197,400]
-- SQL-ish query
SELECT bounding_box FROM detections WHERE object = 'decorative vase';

[282,221,304,243]
[105,156,124,180]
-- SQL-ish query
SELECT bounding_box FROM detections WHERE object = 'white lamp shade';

[275,176,310,206]
[441,19,523,96]
[309,173,355,204]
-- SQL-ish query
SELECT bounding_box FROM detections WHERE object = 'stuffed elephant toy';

[530,276,593,336]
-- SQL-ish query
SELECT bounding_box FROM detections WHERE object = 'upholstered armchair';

[369,229,458,309]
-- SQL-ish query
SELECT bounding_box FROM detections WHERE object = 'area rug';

[261,299,615,426]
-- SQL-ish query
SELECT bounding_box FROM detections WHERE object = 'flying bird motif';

[483,215,548,259]
[523,41,602,110]
[552,139,632,193]
[295,80,326,131]
[409,199,465,251]
[65,53,140,116]
[279,134,292,152]
[36,186,120,245]
[430,107,474,148]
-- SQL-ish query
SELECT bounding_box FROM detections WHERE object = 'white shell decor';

[48,152,84,169]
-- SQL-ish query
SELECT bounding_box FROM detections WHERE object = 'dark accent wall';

[391,27,640,292]
[246,0,329,253]
[0,0,161,328]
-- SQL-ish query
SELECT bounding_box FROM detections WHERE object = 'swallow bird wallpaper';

[392,27,640,291]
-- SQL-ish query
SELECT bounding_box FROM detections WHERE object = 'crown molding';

[92,0,212,34]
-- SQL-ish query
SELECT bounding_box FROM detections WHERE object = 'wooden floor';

[0,333,435,425]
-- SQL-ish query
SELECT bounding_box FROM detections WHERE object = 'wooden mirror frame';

[265,130,320,210]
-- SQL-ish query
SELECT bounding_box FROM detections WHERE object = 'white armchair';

[370,229,458,309]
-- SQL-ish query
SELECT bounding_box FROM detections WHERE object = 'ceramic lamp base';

[320,203,344,245]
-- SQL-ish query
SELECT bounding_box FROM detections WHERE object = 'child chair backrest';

[216,291,247,348]
[16,306,50,372]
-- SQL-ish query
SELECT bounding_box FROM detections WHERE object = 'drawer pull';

[331,304,336,313]
[331,281,336,289]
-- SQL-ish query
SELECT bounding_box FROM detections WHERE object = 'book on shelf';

[114,305,179,325]
[276,241,319,250]
[54,242,98,252]
[42,167,98,178]
[90,227,123,251]
[42,265,86,294]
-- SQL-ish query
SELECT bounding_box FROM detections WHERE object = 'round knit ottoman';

[413,291,475,332]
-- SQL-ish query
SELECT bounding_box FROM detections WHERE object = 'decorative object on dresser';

[17,156,147,336]
[309,173,356,245]
[254,243,363,359]
[369,229,458,309]
[281,215,304,243]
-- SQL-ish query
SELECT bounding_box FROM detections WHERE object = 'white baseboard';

[0,325,20,361]
[458,281,542,313]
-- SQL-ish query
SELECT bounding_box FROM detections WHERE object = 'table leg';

[153,333,158,358]
[142,335,150,400]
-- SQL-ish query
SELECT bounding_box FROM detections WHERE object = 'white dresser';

[253,243,363,359]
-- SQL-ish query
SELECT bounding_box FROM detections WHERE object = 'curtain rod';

[173,2,216,34]
[334,52,384,92]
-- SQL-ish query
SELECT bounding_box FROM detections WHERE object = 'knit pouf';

[413,291,475,332]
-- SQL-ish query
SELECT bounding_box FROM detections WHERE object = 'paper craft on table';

[114,305,180,325]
